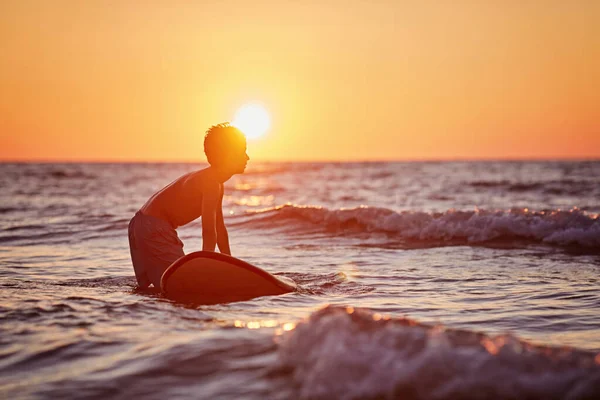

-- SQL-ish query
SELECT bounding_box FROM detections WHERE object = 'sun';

[232,104,270,139]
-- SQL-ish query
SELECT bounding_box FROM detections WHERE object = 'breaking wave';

[232,204,600,248]
[275,305,600,400]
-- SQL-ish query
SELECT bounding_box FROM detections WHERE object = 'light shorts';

[128,211,184,289]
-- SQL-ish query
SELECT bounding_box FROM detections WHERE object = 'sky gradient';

[1,0,599,162]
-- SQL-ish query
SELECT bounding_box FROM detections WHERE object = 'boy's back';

[140,168,222,229]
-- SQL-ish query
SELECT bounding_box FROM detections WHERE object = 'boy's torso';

[140,168,222,229]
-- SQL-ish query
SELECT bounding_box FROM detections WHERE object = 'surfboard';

[160,251,297,304]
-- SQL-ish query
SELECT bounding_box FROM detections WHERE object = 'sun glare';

[232,104,271,139]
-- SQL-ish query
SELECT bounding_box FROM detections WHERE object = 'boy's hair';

[203,123,246,166]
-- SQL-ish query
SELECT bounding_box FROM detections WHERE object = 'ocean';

[1,161,599,399]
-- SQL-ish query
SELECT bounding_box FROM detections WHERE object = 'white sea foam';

[276,306,600,400]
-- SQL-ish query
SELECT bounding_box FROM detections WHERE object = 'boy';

[128,123,249,288]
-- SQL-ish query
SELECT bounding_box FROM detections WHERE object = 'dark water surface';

[1,161,600,399]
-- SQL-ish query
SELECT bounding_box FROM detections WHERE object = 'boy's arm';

[216,186,231,255]
[201,181,220,252]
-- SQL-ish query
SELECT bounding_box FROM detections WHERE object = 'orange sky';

[1,0,599,162]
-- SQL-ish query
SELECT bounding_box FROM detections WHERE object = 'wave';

[280,272,375,296]
[275,305,600,399]
[469,179,594,196]
[0,221,130,245]
[21,167,96,180]
[242,163,325,176]
[0,206,23,214]
[232,204,600,248]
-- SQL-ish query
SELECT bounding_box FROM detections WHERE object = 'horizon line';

[1,155,599,164]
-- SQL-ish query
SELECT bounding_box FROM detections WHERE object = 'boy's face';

[225,143,249,174]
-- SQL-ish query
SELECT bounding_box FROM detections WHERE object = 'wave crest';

[275,305,600,399]
[234,204,600,248]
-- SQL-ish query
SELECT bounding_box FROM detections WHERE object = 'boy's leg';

[131,213,184,289]
[128,213,151,288]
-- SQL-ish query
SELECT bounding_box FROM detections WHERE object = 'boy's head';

[204,123,249,174]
